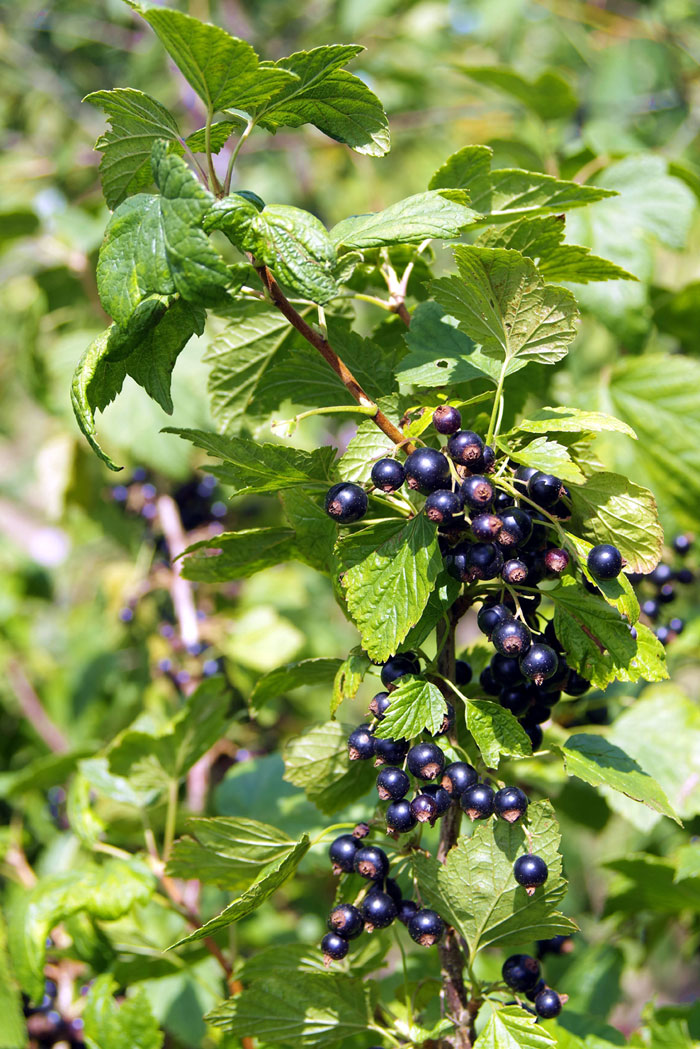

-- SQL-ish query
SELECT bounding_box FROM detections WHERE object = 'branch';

[7,659,69,753]
[253,264,415,453]
[156,495,200,649]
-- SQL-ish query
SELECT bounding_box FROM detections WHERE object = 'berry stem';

[223,118,255,195]
[204,105,223,196]
[486,360,508,446]
[393,924,414,1028]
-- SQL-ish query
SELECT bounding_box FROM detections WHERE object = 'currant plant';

[7,3,698,1049]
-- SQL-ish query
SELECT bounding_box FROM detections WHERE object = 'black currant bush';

[3,2,700,1049]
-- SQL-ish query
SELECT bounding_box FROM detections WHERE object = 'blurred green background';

[2,0,700,1046]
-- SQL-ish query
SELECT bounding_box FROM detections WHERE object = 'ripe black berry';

[564,669,590,697]
[361,890,397,930]
[441,761,478,797]
[480,666,500,695]
[542,654,569,693]
[544,548,570,574]
[444,543,470,582]
[471,513,503,541]
[369,691,391,718]
[502,954,541,992]
[514,465,538,494]
[407,742,445,780]
[656,625,670,644]
[673,534,692,555]
[411,793,439,824]
[491,654,524,687]
[480,445,496,472]
[381,654,418,689]
[658,582,675,603]
[669,617,684,633]
[324,482,368,523]
[407,909,445,947]
[649,563,673,586]
[676,568,694,584]
[374,737,409,766]
[328,904,363,939]
[467,542,503,580]
[376,766,410,801]
[321,931,349,961]
[527,472,563,508]
[534,988,562,1019]
[497,508,533,548]
[353,822,370,839]
[525,724,543,750]
[520,644,558,686]
[492,619,532,658]
[386,799,418,834]
[537,935,573,958]
[425,489,463,524]
[462,783,495,821]
[455,659,472,686]
[404,448,451,493]
[397,898,419,925]
[348,724,375,761]
[587,543,623,580]
[329,834,358,874]
[354,845,390,881]
[433,405,462,434]
[370,458,405,493]
[514,854,548,894]
[493,488,515,511]
[435,701,455,736]
[461,475,494,510]
[502,559,529,585]
[385,877,402,905]
[447,430,484,465]
[422,783,452,816]
[494,786,529,823]
[477,602,513,639]
[523,700,552,727]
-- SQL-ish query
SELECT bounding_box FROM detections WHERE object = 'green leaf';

[283,720,372,814]
[255,44,390,157]
[169,429,335,494]
[604,854,700,917]
[8,861,154,1002]
[84,88,181,209]
[402,571,462,651]
[71,328,129,470]
[551,577,667,691]
[250,657,342,713]
[0,914,25,1049]
[509,406,636,439]
[560,734,678,822]
[373,675,447,740]
[167,816,297,889]
[97,143,229,326]
[123,298,207,413]
[499,435,585,484]
[339,421,398,484]
[127,3,297,113]
[206,971,374,1045]
[281,488,338,572]
[330,191,476,251]
[675,844,700,883]
[343,514,443,662]
[331,648,372,718]
[396,300,502,386]
[432,247,579,373]
[83,974,163,1049]
[169,835,309,948]
[181,527,296,582]
[412,800,577,954]
[467,699,533,766]
[475,1005,557,1049]
[567,471,663,575]
[461,64,577,120]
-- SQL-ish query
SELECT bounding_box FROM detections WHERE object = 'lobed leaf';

[83,974,163,1049]
[331,648,372,717]
[283,720,373,814]
[466,699,533,766]
[373,676,447,740]
[181,527,296,582]
[167,816,297,889]
[250,657,342,712]
[475,1004,557,1049]
[460,65,578,121]
[330,190,476,250]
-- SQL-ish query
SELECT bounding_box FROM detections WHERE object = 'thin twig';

[7,659,69,753]
[156,495,200,649]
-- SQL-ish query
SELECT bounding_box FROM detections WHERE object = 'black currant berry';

[497,508,533,548]
[514,465,538,494]
[527,472,563,509]
[480,445,496,472]
[354,845,390,881]
[353,822,370,839]
[376,766,410,801]
[422,783,452,816]
[369,691,391,718]
[411,793,439,824]
[324,482,368,523]
[526,978,547,1002]
[444,543,470,582]
[656,625,670,645]
[455,659,472,686]
[361,890,397,931]
[480,666,500,695]
[407,742,445,780]
[321,931,348,961]
[669,617,684,633]
[676,568,694,584]
[649,563,673,586]
[407,909,445,947]
[642,599,659,620]
[441,761,478,797]
[537,935,573,958]
[525,724,543,750]
[493,488,515,511]
[534,988,562,1019]
[374,737,409,766]
[397,899,419,925]
[471,513,503,541]
[329,834,358,875]
[447,430,484,465]
[386,799,418,834]
[494,786,529,823]
[462,783,495,821]
[520,644,558,687]
[514,854,548,894]
[328,904,364,940]
[491,654,524,687]
[467,542,503,580]
[348,724,375,761]
[433,405,462,434]
[404,448,451,494]
[502,559,529,585]
[370,458,405,493]
[425,489,463,524]
[385,877,403,905]
[477,602,513,639]
[542,654,569,693]
[381,653,419,689]
[658,582,675,604]
[544,548,570,574]
[502,954,541,992]
[564,669,590,697]
[673,534,692,555]
[461,475,494,510]
[492,619,532,658]
[587,543,623,580]
[435,701,455,736]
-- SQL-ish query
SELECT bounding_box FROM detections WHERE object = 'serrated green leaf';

[83,974,162,1049]
[331,648,372,717]
[509,406,636,439]
[255,44,390,157]
[343,514,443,662]
[167,816,295,889]
[85,88,181,209]
[283,720,373,814]
[281,488,338,572]
[461,65,577,120]
[373,676,447,740]
[567,471,663,575]
[66,773,105,847]
[604,854,700,917]
[181,527,296,582]
[396,300,502,386]
[560,734,677,822]
[433,247,579,372]
[330,191,476,250]
[0,914,25,1049]
[475,1004,557,1049]
[127,2,297,113]
[402,571,462,651]
[339,421,397,484]
[206,971,374,1045]
[500,435,585,484]
[70,328,129,470]
[250,657,342,713]
[185,118,245,153]
[467,699,533,766]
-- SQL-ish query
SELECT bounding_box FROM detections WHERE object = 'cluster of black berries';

[23,979,85,1049]
[630,534,694,645]
[502,953,566,1019]
[322,824,444,963]
[110,467,228,528]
